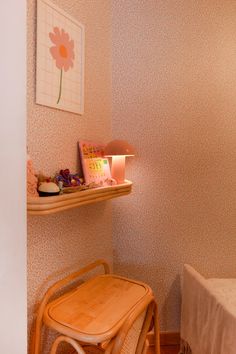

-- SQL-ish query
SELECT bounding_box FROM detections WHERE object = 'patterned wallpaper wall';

[28,0,236,347]
[27,1,112,352]
[112,0,236,331]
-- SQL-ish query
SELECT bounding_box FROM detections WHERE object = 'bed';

[180,264,236,354]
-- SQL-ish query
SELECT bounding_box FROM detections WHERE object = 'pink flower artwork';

[49,27,75,104]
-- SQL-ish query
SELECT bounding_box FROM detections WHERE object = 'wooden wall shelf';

[27,180,132,215]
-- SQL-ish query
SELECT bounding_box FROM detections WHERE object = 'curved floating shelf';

[27,180,132,215]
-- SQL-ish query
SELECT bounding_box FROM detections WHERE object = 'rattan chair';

[32,260,160,354]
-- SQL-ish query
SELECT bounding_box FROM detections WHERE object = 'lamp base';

[111,156,126,184]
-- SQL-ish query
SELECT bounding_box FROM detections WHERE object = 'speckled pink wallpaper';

[28,0,236,346]
[27,0,112,352]
[112,0,236,331]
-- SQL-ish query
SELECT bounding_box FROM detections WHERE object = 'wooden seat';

[32,260,160,354]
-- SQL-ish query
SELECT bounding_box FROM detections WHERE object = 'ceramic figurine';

[38,182,60,197]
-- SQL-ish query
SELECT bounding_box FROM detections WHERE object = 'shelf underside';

[27,181,132,215]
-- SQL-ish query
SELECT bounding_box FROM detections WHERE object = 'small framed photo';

[36,0,85,114]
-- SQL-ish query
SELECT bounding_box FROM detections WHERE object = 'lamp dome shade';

[104,140,135,157]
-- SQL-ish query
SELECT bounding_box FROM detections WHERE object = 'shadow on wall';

[161,275,181,330]
[114,260,182,331]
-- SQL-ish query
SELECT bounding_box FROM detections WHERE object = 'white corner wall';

[0,2,27,353]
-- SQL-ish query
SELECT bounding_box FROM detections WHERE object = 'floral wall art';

[36,0,84,114]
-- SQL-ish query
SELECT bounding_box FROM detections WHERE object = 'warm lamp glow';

[104,140,135,184]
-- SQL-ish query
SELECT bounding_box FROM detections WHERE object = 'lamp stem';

[111,156,126,184]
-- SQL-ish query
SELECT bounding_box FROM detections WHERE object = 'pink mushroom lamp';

[104,140,135,184]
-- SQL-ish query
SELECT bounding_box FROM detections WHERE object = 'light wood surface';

[44,274,152,343]
[27,180,132,215]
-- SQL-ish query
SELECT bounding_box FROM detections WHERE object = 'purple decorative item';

[55,169,82,188]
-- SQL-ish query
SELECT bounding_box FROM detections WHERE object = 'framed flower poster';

[36,0,84,114]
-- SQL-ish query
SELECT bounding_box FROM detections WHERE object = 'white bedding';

[180,264,236,354]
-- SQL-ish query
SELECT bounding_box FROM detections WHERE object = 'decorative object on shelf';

[27,154,39,197]
[58,181,63,194]
[104,177,117,186]
[78,141,111,186]
[37,172,52,184]
[62,185,86,194]
[55,169,83,188]
[104,140,135,184]
[38,182,60,197]
[36,168,107,196]
[36,0,84,114]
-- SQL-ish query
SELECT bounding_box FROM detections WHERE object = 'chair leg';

[153,302,161,354]
[50,335,86,354]
[142,339,149,354]
[136,302,156,354]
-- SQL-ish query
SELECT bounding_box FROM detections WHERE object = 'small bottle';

[58,181,63,194]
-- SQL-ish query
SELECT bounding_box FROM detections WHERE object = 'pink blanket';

[180,264,236,354]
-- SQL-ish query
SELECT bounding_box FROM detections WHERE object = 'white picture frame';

[36,0,85,114]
